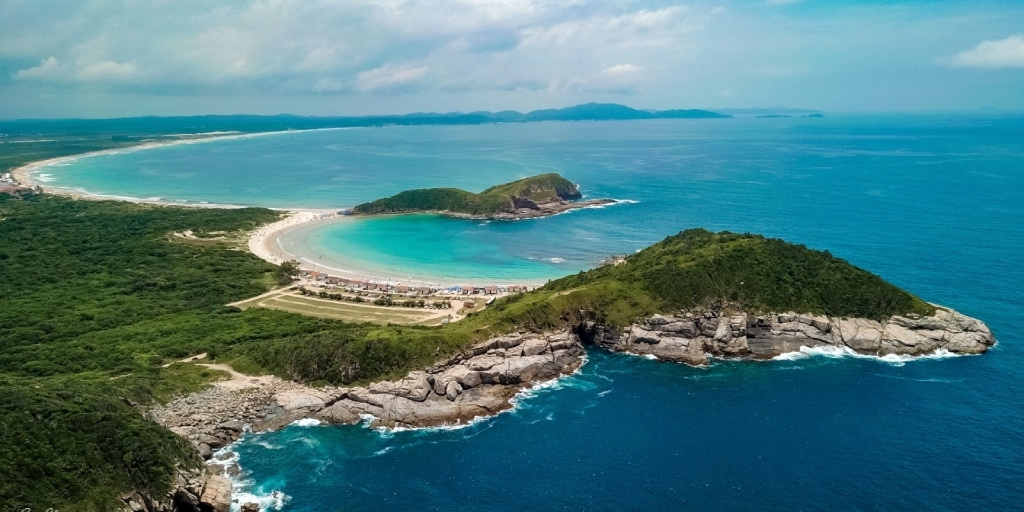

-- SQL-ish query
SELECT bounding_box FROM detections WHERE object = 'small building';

[484,286,498,295]
[416,286,431,294]
[395,285,410,293]
[462,286,475,295]
[507,285,524,293]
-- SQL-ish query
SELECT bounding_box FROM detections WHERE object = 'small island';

[352,172,616,219]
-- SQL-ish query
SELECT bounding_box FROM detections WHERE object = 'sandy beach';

[248,211,551,288]
[247,209,342,267]
[12,133,234,193]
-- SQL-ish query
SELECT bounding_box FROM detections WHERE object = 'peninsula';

[352,172,615,219]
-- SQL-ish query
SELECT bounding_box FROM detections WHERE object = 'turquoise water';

[46,116,1024,284]
[47,116,1024,510]
[277,214,579,283]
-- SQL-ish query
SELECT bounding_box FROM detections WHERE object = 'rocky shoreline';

[358,198,619,221]
[143,331,585,512]
[579,304,995,365]
[140,305,993,511]
[442,198,618,220]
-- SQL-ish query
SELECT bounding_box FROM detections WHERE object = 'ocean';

[41,115,1024,510]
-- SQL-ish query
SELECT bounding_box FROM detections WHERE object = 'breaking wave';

[772,345,965,366]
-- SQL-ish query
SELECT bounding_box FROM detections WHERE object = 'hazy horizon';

[2,0,1023,118]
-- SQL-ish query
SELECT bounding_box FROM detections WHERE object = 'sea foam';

[772,345,965,366]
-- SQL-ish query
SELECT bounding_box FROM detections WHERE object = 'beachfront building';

[484,286,498,295]
[462,286,476,295]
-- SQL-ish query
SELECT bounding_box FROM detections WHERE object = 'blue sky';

[1,0,1022,118]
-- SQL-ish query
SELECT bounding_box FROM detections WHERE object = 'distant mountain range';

[0,103,814,137]
[714,107,824,117]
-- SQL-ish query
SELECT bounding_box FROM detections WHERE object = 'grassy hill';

[352,173,583,216]
[476,229,934,331]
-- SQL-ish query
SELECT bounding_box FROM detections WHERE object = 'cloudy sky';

[1,0,1022,118]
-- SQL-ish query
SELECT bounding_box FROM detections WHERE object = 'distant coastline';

[9,128,346,206]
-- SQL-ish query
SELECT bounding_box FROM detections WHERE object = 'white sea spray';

[772,345,967,366]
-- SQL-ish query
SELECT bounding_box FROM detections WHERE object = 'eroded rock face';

[590,305,994,363]
[314,332,585,428]
[199,474,232,512]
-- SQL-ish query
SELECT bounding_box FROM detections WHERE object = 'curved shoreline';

[10,128,349,206]
[249,210,555,287]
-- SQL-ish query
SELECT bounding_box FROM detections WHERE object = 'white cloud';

[357,64,430,93]
[566,64,647,94]
[14,57,69,80]
[951,35,1024,68]
[78,60,138,81]
[15,56,139,83]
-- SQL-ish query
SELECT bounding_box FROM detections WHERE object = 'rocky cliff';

[577,304,995,365]
[313,331,584,428]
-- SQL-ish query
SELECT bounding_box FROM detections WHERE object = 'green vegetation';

[0,374,202,510]
[539,229,935,323]
[353,172,582,216]
[233,290,449,325]
[0,194,931,510]
[0,196,325,510]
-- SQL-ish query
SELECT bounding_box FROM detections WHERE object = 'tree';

[275,259,301,285]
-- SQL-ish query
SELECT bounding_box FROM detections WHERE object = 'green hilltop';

[481,229,935,330]
[352,172,583,216]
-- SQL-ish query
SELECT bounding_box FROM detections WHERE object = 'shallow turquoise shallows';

[48,116,1024,510]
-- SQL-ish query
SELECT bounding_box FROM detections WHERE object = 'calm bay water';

[46,116,1024,510]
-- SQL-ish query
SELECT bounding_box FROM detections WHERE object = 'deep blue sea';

[43,116,1024,510]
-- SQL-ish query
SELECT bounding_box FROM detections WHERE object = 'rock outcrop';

[443,198,617,220]
[118,467,233,512]
[314,331,584,428]
[582,305,995,365]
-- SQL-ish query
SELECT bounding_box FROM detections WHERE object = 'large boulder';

[834,317,884,353]
[369,371,432,402]
[521,338,550,356]
[199,474,232,512]
[274,389,332,411]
